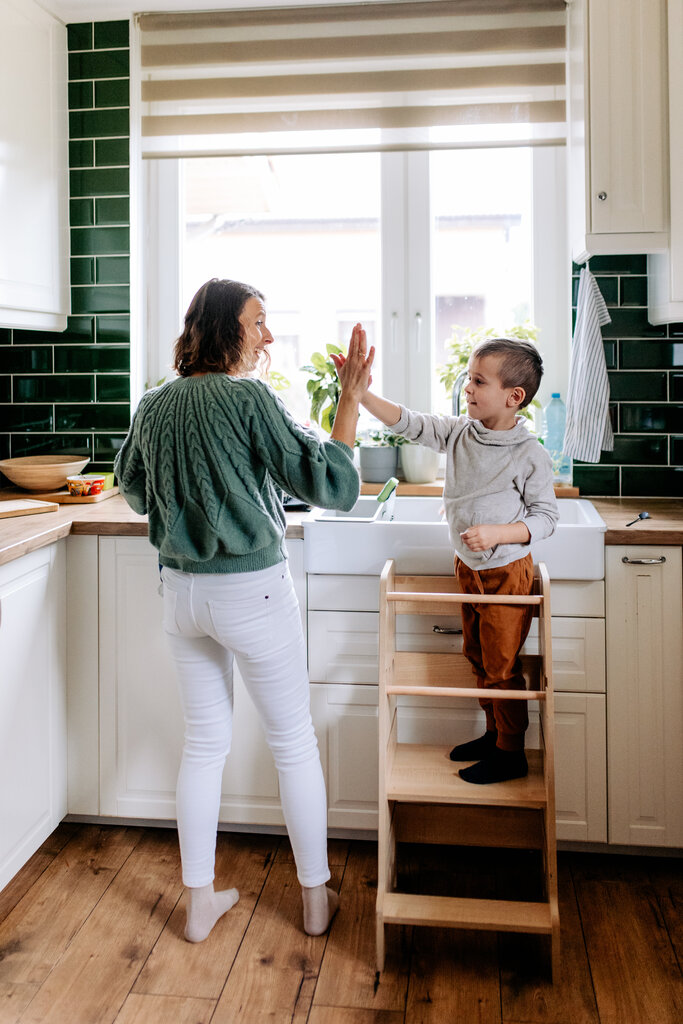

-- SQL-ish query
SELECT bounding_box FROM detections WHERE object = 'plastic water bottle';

[542,393,572,484]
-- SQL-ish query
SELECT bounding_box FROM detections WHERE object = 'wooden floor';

[0,824,681,1024]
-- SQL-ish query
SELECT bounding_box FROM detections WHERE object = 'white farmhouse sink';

[303,497,606,580]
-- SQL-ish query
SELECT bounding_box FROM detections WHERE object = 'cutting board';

[0,498,59,518]
[0,485,119,504]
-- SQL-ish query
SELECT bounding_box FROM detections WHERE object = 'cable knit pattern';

[115,375,359,574]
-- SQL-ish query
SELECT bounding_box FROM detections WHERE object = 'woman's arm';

[329,323,376,448]
[330,336,401,428]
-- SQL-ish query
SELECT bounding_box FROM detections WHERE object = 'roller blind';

[138,0,567,159]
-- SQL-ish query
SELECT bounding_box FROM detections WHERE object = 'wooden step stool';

[376,558,560,978]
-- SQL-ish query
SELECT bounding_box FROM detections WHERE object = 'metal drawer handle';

[621,556,666,565]
[433,625,462,635]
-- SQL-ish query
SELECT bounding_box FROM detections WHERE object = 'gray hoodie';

[393,407,559,571]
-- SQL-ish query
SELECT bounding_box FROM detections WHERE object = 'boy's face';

[463,354,524,430]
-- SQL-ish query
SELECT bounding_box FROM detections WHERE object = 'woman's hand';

[331,323,373,397]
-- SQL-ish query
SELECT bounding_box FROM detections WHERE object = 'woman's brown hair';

[173,278,265,377]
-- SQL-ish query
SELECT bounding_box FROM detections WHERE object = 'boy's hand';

[460,521,531,551]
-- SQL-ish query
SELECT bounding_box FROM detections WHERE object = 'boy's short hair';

[471,337,544,408]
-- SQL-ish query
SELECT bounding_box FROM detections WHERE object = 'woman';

[115,279,374,941]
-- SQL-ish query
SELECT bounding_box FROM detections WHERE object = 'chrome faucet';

[451,368,468,416]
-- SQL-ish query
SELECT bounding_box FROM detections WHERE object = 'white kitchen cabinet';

[648,1,683,322]
[606,546,683,848]
[0,543,67,891]
[0,0,69,330]
[97,536,310,827]
[567,0,668,262]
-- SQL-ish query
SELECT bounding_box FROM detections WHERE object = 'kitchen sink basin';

[303,497,606,579]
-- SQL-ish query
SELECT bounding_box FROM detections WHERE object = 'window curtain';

[138,0,566,158]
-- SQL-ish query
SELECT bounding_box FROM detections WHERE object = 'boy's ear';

[507,386,526,408]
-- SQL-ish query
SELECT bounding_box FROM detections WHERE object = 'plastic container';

[66,474,106,496]
[542,393,572,484]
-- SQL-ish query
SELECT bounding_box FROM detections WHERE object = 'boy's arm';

[461,521,530,552]
[330,350,401,427]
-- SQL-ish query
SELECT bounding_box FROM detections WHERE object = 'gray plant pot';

[358,445,399,483]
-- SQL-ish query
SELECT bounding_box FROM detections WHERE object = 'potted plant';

[437,322,541,427]
[399,441,441,484]
[357,427,407,483]
[300,344,345,433]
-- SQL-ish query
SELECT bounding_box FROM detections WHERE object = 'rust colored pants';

[454,553,535,752]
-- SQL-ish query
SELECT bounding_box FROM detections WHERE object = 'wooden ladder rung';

[387,685,545,700]
[381,892,553,934]
[386,590,542,606]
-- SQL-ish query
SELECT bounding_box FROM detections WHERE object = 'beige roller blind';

[138,0,567,158]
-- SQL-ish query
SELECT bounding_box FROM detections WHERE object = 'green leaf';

[311,352,328,373]
[321,403,334,433]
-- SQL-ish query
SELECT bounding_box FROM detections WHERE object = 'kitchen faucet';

[452,368,468,416]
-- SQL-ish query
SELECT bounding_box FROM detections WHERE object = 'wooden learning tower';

[376,558,560,978]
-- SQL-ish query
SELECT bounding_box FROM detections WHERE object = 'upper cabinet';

[0,0,69,331]
[567,0,668,264]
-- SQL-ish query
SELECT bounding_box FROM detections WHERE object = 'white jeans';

[161,561,330,889]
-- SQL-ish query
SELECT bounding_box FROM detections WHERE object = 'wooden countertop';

[0,492,680,568]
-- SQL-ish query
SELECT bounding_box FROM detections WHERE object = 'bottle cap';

[551,392,560,398]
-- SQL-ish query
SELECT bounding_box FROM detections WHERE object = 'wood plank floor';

[0,824,681,1024]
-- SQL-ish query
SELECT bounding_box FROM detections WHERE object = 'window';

[145,145,568,424]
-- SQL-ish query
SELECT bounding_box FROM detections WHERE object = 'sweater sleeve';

[113,396,150,515]
[518,445,559,542]
[393,404,460,451]
[246,381,360,511]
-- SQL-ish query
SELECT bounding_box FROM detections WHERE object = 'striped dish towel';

[563,268,614,463]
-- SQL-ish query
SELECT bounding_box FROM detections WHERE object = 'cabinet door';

[0,544,66,891]
[553,692,607,843]
[98,537,282,824]
[607,547,683,847]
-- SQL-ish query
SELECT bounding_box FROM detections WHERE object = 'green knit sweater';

[115,374,359,573]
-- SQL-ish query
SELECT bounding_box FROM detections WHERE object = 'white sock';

[301,884,340,936]
[185,882,239,943]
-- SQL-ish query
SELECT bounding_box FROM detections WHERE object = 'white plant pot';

[358,445,399,483]
[400,443,440,484]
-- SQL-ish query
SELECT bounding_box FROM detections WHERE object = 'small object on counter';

[0,498,59,518]
[625,510,651,527]
[67,474,106,496]
[0,454,89,491]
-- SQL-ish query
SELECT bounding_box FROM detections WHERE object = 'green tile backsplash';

[572,259,683,498]
[0,20,130,480]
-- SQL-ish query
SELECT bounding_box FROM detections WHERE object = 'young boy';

[333,334,558,784]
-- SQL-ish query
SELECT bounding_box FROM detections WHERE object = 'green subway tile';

[71,258,95,285]
[620,404,683,433]
[0,347,52,373]
[669,323,683,336]
[95,197,129,225]
[69,80,94,110]
[11,318,94,345]
[587,255,647,275]
[673,374,683,401]
[603,341,617,369]
[620,340,683,369]
[594,276,619,306]
[572,261,586,275]
[96,316,130,343]
[69,107,129,139]
[95,79,129,108]
[13,375,94,403]
[0,405,53,432]
[602,308,666,339]
[71,286,130,315]
[572,465,620,496]
[71,226,130,256]
[96,256,129,284]
[0,378,10,402]
[619,276,648,307]
[672,437,683,463]
[67,23,93,51]
[54,345,130,373]
[69,140,94,169]
[70,198,95,227]
[95,138,129,167]
[94,434,127,462]
[596,435,668,466]
[622,467,683,497]
[69,49,129,81]
[70,167,129,198]
[96,375,130,401]
[9,434,92,458]
[94,21,129,49]
[0,330,10,344]
[56,404,132,431]
[0,435,10,460]
[607,371,667,401]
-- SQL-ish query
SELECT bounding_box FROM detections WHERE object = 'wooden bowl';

[0,455,90,491]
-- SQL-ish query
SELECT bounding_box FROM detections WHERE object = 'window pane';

[430,149,533,414]
[182,153,381,427]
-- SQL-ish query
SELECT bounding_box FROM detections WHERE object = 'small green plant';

[267,369,290,392]
[437,322,541,425]
[300,344,345,433]
[358,426,408,447]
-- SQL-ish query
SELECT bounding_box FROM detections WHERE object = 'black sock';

[458,748,528,785]
[449,730,498,762]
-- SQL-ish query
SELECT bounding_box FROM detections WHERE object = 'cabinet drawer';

[524,617,605,693]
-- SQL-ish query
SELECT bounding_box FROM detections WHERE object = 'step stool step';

[381,892,553,934]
